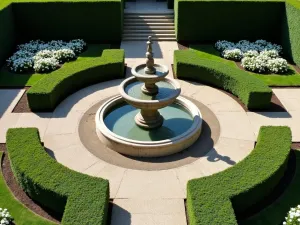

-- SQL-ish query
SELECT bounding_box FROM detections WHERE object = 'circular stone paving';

[79,95,220,170]
[43,79,255,199]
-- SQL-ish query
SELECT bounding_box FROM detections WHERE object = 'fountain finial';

[144,36,156,75]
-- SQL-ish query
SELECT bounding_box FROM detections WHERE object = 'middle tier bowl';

[119,76,181,110]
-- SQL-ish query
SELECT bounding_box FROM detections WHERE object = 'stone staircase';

[123,12,176,41]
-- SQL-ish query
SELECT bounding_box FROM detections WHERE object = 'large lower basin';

[95,95,203,157]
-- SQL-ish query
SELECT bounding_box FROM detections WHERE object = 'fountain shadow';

[110,202,131,225]
[206,148,236,165]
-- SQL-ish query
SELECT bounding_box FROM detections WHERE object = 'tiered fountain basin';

[95,83,203,157]
[96,36,202,157]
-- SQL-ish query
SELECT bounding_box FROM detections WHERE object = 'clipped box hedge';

[27,49,125,111]
[282,0,300,66]
[6,128,110,225]
[187,126,292,225]
[0,3,15,67]
[13,1,123,43]
[175,0,284,42]
[174,50,272,110]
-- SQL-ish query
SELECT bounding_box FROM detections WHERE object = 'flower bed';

[7,39,86,73]
[215,40,289,74]
[174,50,272,110]
[0,208,13,225]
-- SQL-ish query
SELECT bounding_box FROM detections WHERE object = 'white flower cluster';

[7,39,86,73]
[215,40,288,74]
[0,208,13,225]
[283,205,300,225]
[222,48,243,61]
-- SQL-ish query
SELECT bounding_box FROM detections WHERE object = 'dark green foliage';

[27,49,125,111]
[187,126,292,225]
[13,1,123,43]
[281,0,300,66]
[174,50,272,109]
[6,128,109,225]
[0,4,15,67]
[168,0,173,9]
[175,0,284,42]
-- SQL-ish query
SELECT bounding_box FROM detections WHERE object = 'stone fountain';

[96,37,203,157]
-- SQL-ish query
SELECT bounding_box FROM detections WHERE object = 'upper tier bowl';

[131,64,169,83]
[119,76,181,111]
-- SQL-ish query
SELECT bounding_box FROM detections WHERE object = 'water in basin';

[125,81,175,100]
[104,102,194,141]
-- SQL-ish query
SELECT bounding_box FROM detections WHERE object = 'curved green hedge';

[174,50,272,110]
[241,149,300,225]
[282,0,300,66]
[6,128,109,225]
[187,126,292,225]
[27,49,125,111]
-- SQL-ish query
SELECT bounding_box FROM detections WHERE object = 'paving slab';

[15,113,52,141]
[51,143,99,172]
[247,111,300,142]
[216,112,255,141]
[0,89,24,118]
[116,169,185,199]
[111,199,187,225]
[96,164,127,198]
[0,114,20,143]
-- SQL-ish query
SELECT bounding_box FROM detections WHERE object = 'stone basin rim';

[96,95,203,146]
[131,63,169,79]
[119,76,181,106]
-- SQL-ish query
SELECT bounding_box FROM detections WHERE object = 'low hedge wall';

[281,0,300,66]
[174,50,272,110]
[13,1,123,43]
[6,128,110,225]
[27,49,125,111]
[187,126,292,225]
[0,3,15,67]
[175,0,284,42]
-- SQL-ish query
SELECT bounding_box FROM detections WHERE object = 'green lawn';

[190,44,300,87]
[0,44,110,87]
[240,149,300,225]
[0,152,56,225]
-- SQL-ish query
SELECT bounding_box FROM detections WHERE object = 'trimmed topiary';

[27,49,125,111]
[187,126,292,225]
[6,128,109,225]
[174,50,272,110]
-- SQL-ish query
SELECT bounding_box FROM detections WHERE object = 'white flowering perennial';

[283,205,300,225]
[215,40,288,74]
[0,208,13,225]
[7,39,86,73]
[222,48,243,61]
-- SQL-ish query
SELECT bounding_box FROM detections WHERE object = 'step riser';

[124,19,174,22]
[124,25,174,29]
[125,16,174,19]
[123,34,175,38]
[123,30,175,34]
[123,13,175,41]
[124,23,174,26]
[123,38,176,41]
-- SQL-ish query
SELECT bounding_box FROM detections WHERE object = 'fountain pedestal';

[135,109,163,129]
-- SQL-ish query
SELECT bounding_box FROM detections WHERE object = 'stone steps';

[123,12,176,41]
